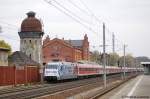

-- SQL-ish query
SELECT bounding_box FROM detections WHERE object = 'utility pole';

[135,59,138,75]
[112,33,115,53]
[123,44,126,79]
[103,23,106,87]
[0,26,2,33]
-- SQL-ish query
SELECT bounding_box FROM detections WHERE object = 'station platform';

[108,75,150,99]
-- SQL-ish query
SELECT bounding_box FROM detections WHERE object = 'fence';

[0,66,40,86]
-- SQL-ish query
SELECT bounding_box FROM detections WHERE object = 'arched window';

[24,40,26,43]
[29,54,32,59]
[35,40,37,43]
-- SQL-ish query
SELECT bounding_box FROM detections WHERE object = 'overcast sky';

[0,0,150,58]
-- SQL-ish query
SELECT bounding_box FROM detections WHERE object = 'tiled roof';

[9,51,39,66]
[21,11,42,32]
[0,47,10,51]
[65,40,83,48]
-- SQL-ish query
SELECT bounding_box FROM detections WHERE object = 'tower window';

[35,40,37,43]
[29,54,32,59]
[29,40,32,43]
[24,40,26,43]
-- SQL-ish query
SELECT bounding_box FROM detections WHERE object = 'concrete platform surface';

[109,75,150,99]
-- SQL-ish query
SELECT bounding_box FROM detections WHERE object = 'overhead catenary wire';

[67,0,108,49]
[0,25,17,31]
[0,20,18,28]
[45,0,103,52]
[76,0,125,52]
[44,0,98,35]
[49,0,129,56]
[67,0,99,29]
[78,0,122,52]
[67,0,91,17]
[0,20,19,35]
[79,0,103,23]
[105,25,124,47]
[44,0,105,49]
[0,21,20,39]
[0,0,127,56]
[52,0,94,27]
[102,23,126,53]
[66,0,103,37]
[46,0,126,54]
[0,34,19,41]
[0,20,19,41]
[78,0,125,53]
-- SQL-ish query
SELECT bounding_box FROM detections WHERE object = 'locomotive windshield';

[46,65,58,69]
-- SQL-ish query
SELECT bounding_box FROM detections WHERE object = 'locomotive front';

[44,62,60,81]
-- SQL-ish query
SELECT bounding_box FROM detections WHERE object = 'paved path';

[109,75,150,99]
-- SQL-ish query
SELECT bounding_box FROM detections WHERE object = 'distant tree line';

[90,50,150,67]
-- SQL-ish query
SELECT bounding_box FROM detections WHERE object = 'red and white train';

[44,61,143,81]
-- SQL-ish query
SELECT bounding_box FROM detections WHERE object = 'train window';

[60,65,63,71]
[46,65,58,69]
[79,68,98,71]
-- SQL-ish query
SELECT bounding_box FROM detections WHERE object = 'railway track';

[0,77,103,99]
[0,84,52,95]
[0,74,128,99]
[38,74,125,99]
[89,75,137,99]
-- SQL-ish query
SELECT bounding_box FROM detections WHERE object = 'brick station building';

[43,34,90,63]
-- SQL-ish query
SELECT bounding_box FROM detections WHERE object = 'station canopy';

[141,62,150,66]
[141,62,150,75]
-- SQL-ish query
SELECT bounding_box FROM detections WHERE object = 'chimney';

[69,39,71,44]
[84,34,88,40]
[43,35,50,45]
[26,11,36,17]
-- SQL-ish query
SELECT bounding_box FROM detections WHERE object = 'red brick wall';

[0,66,40,86]
[43,37,90,63]
[74,49,82,61]
[43,40,75,63]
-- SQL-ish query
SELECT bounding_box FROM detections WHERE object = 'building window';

[51,52,59,57]
[86,48,89,53]
[24,40,26,43]
[29,40,32,44]
[35,40,37,43]
[0,55,2,62]
[53,46,58,50]
[4,55,7,62]
[29,54,32,59]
